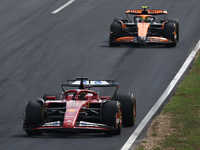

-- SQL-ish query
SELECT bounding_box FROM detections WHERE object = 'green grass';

[136,52,200,150]
[162,52,200,150]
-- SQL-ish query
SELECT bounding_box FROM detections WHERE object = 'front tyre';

[164,23,177,47]
[23,101,43,135]
[102,101,122,135]
[167,18,179,42]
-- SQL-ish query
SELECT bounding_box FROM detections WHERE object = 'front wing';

[24,121,115,131]
[112,36,173,45]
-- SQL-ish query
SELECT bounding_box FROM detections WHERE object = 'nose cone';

[137,23,150,37]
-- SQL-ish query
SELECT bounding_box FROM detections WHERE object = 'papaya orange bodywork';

[162,21,168,29]
[126,10,143,14]
[147,10,167,14]
[126,9,167,15]
[109,7,178,46]
[149,37,169,43]
[116,37,134,42]
[137,23,150,37]
[118,20,127,29]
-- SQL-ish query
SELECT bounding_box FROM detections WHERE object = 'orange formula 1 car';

[109,6,179,47]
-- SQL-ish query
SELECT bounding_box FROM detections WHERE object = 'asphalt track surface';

[1,0,200,150]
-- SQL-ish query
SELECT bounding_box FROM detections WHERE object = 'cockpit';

[134,15,155,23]
[65,90,97,101]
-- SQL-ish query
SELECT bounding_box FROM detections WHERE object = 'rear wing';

[62,80,118,86]
[125,6,167,22]
[61,77,119,100]
[61,79,119,88]
[126,9,167,15]
[61,77,119,99]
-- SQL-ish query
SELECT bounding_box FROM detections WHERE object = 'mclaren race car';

[23,77,136,136]
[109,6,179,47]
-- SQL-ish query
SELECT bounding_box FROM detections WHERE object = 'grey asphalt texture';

[1,0,200,150]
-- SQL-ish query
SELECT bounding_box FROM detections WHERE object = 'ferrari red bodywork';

[35,90,113,131]
[23,77,136,136]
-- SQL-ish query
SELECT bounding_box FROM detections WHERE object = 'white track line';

[121,40,200,150]
[52,0,75,14]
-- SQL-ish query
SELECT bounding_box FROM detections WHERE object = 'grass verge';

[137,52,200,150]
[162,52,200,149]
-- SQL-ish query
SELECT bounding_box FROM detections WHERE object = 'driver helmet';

[140,17,144,22]
[72,93,77,100]
[79,92,87,100]
[144,17,149,22]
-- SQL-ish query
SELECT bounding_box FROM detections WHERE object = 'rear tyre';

[164,23,177,47]
[109,22,122,47]
[24,101,43,135]
[103,101,122,135]
[114,93,136,127]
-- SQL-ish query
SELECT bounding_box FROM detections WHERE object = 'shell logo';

[68,109,76,112]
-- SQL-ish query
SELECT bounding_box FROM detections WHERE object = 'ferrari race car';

[23,77,136,135]
[109,6,179,47]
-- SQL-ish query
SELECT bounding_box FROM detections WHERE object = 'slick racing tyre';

[103,101,122,135]
[114,93,136,127]
[164,22,177,47]
[109,21,122,47]
[167,18,179,42]
[24,101,43,135]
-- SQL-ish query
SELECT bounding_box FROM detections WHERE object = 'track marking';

[121,40,200,150]
[52,0,75,14]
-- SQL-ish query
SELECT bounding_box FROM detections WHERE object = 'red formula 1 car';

[23,77,136,135]
[109,6,179,47]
